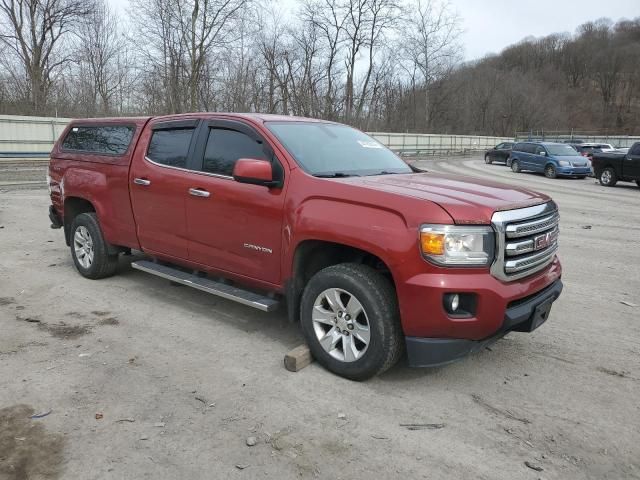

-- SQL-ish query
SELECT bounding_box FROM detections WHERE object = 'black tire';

[544,164,557,179]
[69,212,119,279]
[599,167,618,187]
[511,159,521,173]
[636,180,640,188]
[300,263,403,381]
[484,155,492,164]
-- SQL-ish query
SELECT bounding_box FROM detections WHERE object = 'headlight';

[558,160,570,166]
[420,225,494,266]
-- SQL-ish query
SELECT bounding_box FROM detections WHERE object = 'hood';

[339,172,550,224]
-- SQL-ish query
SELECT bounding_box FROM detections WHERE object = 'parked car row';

[484,140,640,188]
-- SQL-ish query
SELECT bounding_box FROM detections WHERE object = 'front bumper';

[557,167,590,176]
[405,279,563,367]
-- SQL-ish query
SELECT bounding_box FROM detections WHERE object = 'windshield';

[266,122,412,176]
[546,144,581,156]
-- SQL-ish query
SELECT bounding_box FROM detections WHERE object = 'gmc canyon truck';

[47,114,563,380]
[591,141,640,187]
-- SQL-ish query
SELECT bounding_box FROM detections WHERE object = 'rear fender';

[61,168,135,249]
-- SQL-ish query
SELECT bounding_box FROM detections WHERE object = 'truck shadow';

[114,254,515,382]
[116,253,304,349]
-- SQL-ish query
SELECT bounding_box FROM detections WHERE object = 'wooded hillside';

[1,0,638,135]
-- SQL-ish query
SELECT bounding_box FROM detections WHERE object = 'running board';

[131,260,280,312]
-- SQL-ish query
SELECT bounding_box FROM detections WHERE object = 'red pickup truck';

[47,113,562,380]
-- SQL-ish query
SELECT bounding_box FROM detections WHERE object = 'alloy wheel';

[311,288,371,362]
[73,226,94,269]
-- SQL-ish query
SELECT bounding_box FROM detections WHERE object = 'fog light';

[444,293,460,313]
[443,293,477,318]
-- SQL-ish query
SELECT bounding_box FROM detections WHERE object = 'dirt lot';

[1,156,639,480]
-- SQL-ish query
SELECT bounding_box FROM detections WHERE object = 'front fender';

[284,198,415,279]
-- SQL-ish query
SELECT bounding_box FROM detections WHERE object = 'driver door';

[184,120,286,285]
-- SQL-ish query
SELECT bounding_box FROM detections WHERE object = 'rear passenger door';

[184,120,286,285]
[531,145,547,172]
[129,119,199,259]
[516,144,532,169]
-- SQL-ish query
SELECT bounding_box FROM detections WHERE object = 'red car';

[47,113,562,380]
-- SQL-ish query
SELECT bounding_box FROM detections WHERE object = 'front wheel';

[300,264,403,381]
[70,213,119,279]
[599,168,617,187]
[484,155,492,164]
[511,160,521,173]
[544,164,557,179]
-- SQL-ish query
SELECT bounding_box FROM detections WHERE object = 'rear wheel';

[300,263,403,381]
[70,213,119,279]
[544,164,557,179]
[484,155,492,164]
[599,168,617,187]
[511,160,521,173]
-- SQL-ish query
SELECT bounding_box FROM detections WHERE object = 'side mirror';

[539,151,547,156]
[233,158,279,187]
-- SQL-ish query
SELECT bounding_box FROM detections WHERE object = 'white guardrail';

[0,115,70,156]
[3,114,637,159]
[368,132,513,155]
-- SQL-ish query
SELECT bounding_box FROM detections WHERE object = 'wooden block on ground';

[284,344,313,372]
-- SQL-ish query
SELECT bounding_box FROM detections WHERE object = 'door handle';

[189,188,210,198]
[134,178,151,186]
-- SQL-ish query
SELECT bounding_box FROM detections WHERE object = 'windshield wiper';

[368,170,414,176]
[313,172,360,178]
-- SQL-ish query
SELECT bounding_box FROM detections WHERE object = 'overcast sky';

[453,0,637,59]
[107,0,637,60]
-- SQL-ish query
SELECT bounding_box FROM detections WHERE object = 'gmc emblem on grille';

[534,230,558,250]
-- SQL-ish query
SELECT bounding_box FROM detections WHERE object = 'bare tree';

[76,0,130,114]
[399,0,461,129]
[0,0,89,113]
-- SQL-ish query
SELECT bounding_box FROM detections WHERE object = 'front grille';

[491,202,559,281]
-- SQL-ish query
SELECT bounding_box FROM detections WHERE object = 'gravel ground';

[0,156,639,480]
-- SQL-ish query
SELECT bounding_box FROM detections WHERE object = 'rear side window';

[202,128,267,176]
[147,128,195,168]
[513,143,527,152]
[62,125,134,155]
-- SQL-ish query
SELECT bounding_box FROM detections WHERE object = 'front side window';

[202,128,267,176]
[147,128,195,168]
[266,122,412,177]
[546,144,581,156]
[62,125,134,155]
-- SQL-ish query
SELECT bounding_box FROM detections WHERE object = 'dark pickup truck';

[592,142,640,187]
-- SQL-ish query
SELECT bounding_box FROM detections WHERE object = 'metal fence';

[369,132,513,155]
[515,130,640,148]
[0,115,517,159]
[0,115,70,158]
